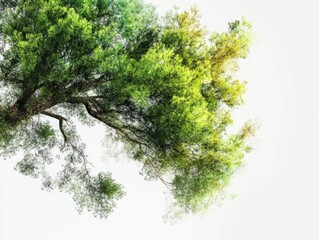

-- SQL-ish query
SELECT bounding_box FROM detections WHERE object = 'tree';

[0,0,255,218]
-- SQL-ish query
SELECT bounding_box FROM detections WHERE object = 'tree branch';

[40,110,91,177]
[64,75,111,95]
[41,111,68,122]
[41,111,68,146]
[66,96,173,188]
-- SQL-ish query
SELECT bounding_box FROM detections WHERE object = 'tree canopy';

[0,0,255,218]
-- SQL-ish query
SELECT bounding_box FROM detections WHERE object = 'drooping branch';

[40,110,91,177]
[41,111,69,147]
[66,96,173,188]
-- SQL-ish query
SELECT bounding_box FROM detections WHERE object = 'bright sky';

[1,0,318,239]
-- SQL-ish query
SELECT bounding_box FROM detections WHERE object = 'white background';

[1,0,318,239]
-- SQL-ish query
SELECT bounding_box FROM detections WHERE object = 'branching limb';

[41,111,68,122]
[41,111,69,147]
[66,97,173,188]
[40,110,91,177]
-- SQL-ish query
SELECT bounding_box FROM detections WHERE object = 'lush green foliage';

[0,0,255,218]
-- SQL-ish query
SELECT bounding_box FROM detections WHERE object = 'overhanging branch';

[66,96,173,188]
